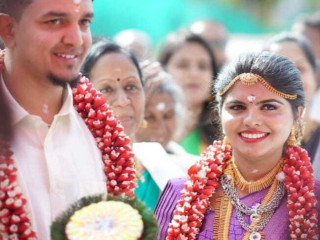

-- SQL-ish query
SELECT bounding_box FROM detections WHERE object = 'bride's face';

[221,81,295,160]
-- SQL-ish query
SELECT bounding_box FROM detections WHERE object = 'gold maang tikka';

[218,73,297,100]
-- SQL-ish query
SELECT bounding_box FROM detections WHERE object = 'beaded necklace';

[166,141,318,240]
[0,50,136,239]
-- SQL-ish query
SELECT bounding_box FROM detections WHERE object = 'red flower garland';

[72,77,136,197]
[0,142,37,240]
[284,146,318,239]
[167,141,318,240]
[167,142,232,240]
[0,50,136,239]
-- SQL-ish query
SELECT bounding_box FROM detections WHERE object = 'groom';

[0,1,130,239]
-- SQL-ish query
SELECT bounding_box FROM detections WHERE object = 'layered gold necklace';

[212,158,284,240]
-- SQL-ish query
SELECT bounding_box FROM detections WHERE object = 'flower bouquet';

[51,194,158,240]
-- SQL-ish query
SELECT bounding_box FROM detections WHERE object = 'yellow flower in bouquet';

[66,201,143,240]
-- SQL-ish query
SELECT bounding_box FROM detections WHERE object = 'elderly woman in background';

[155,52,320,240]
[158,30,221,155]
[136,70,197,174]
[81,39,190,210]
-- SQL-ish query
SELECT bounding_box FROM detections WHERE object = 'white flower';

[172,220,180,228]
[173,215,188,223]
[178,234,188,240]
[181,223,190,232]
[183,202,191,209]
[197,168,207,179]
[80,83,88,91]
[186,181,193,187]
[276,172,286,182]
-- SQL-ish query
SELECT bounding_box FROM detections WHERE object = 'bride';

[154,52,320,240]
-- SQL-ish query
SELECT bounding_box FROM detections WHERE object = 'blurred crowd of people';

[92,11,320,179]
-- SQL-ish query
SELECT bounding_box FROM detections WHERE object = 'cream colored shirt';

[1,80,106,240]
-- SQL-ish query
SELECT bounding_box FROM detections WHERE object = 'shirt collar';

[57,85,73,117]
[1,76,29,125]
[1,77,74,125]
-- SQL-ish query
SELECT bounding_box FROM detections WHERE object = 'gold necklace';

[212,159,284,240]
[232,159,283,193]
